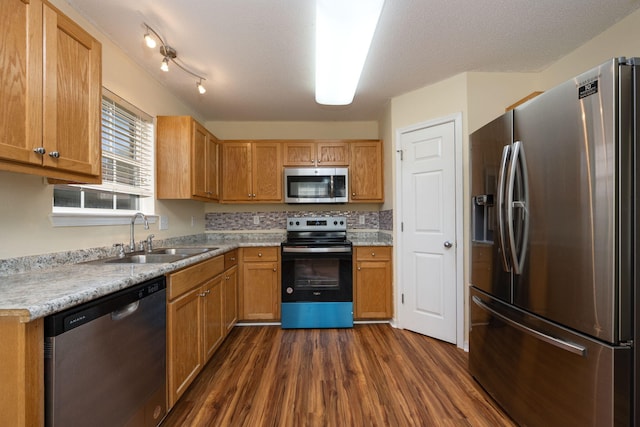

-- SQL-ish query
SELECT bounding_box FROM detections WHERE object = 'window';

[52,89,154,223]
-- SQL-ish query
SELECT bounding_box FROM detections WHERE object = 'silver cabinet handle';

[49,151,60,158]
[471,296,586,356]
[444,241,453,248]
[33,147,46,155]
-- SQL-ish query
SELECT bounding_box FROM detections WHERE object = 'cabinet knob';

[33,147,46,155]
[252,194,256,198]
[317,160,321,164]
[371,252,376,257]
[352,192,356,196]
[273,267,277,272]
[230,257,236,261]
[357,267,361,271]
[247,194,252,198]
[258,253,262,257]
[49,151,60,159]
[199,292,207,297]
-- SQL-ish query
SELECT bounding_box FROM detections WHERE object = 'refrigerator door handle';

[497,145,511,272]
[471,295,587,356]
[506,140,530,275]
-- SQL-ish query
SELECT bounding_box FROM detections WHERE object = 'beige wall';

[206,121,378,140]
[540,8,640,89]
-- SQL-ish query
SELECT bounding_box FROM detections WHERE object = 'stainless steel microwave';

[284,167,348,203]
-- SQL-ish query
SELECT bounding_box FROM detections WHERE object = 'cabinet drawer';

[242,247,279,262]
[355,246,392,261]
[224,249,238,269]
[168,256,225,300]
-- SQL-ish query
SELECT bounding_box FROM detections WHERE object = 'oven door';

[281,245,353,302]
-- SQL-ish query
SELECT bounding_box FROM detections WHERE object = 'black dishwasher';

[44,276,167,427]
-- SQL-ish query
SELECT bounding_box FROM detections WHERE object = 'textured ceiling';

[66,0,640,121]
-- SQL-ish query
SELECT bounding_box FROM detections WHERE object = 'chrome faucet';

[130,212,149,252]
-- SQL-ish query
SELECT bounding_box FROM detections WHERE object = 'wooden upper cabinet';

[221,141,282,202]
[220,141,252,201]
[192,121,219,200]
[252,142,282,201]
[156,116,219,201]
[0,0,101,183]
[283,140,349,166]
[350,140,384,202]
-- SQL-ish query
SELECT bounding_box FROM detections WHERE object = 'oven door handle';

[282,246,352,254]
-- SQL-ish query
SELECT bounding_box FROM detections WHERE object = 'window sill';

[50,213,158,227]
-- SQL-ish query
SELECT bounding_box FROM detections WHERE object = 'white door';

[397,119,458,344]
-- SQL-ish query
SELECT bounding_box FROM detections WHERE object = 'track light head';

[144,33,156,49]
[160,57,169,72]
[197,80,206,94]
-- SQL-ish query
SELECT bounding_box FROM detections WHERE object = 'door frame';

[393,112,464,349]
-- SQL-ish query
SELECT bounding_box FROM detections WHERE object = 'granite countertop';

[0,232,392,322]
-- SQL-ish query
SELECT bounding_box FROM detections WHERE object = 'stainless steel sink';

[104,254,187,264]
[151,247,218,255]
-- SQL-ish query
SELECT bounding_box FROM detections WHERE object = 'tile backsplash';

[205,209,393,231]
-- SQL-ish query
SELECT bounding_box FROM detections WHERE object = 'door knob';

[444,241,453,248]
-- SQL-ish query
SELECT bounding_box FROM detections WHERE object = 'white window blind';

[93,89,153,196]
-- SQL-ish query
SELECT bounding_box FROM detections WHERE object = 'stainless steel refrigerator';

[469,57,638,426]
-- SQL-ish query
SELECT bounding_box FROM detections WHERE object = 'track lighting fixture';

[143,23,207,95]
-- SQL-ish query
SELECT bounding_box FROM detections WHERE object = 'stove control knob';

[334,220,338,225]
[289,221,293,226]
[340,220,344,225]
[286,287,294,295]
[296,221,300,226]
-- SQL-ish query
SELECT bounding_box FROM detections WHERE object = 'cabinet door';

[283,141,315,166]
[192,121,208,198]
[317,141,349,166]
[350,141,383,202]
[42,5,101,177]
[355,259,392,319]
[241,261,279,320]
[206,135,219,200]
[252,142,282,201]
[221,141,252,201]
[202,276,224,361]
[167,287,202,408]
[223,265,238,332]
[354,246,392,319]
[0,0,42,166]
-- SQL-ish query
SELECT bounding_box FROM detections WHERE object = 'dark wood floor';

[161,324,515,427]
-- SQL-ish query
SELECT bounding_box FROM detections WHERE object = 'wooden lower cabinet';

[202,276,224,361]
[166,254,235,409]
[223,250,239,332]
[167,285,203,407]
[239,247,280,321]
[354,246,393,319]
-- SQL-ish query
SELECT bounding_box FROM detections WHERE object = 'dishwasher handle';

[111,301,140,321]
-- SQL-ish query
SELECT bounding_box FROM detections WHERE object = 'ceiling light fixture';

[315,0,384,105]
[143,23,207,95]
